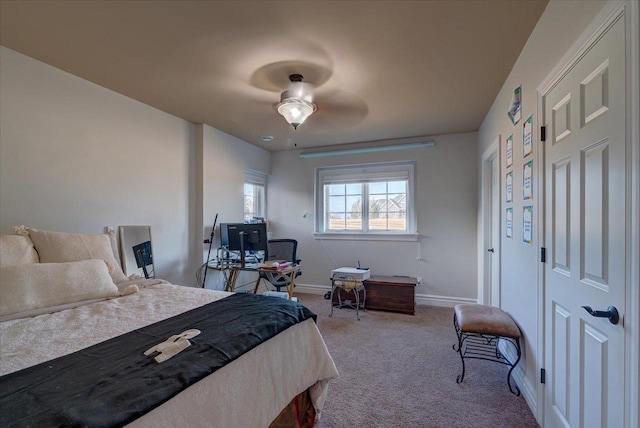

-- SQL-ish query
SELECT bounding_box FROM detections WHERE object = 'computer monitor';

[219,223,268,263]
[133,240,152,267]
[132,240,153,279]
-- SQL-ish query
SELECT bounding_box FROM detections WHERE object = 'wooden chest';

[331,275,416,315]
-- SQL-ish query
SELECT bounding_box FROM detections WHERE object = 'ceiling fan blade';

[309,89,369,129]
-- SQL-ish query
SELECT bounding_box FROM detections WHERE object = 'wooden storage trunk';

[331,275,416,315]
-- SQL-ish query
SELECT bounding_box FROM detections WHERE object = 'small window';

[315,161,417,241]
[244,170,267,222]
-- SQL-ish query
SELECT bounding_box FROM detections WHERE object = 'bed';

[0,229,338,427]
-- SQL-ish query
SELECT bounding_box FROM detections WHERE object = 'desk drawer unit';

[331,275,416,315]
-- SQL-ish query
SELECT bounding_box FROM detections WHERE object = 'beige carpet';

[296,293,539,428]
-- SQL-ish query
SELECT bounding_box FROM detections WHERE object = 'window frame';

[314,161,418,241]
[244,170,267,222]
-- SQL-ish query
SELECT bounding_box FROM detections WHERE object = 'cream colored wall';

[477,0,607,418]
[0,47,195,285]
[0,46,272,287]
[268,132,479,304]
[198,124,271,291]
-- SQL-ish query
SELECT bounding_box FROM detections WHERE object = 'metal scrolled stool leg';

[329,276,366,320]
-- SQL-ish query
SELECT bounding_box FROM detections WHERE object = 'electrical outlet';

[416,277,422,285]
[104,226,114,233]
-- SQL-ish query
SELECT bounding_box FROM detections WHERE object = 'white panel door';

[490,155,500,307]
[543,15,626,428]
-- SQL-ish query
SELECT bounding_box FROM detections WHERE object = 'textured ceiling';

[0,0,548,152]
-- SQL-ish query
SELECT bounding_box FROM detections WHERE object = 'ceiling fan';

[276,74,317,130]
[245,61,369,135]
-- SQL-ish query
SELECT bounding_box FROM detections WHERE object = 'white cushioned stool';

[452,304,522,395]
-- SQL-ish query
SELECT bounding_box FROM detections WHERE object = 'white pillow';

[0,259,119,317]
[27,229,128,283]
[0,235,39,268]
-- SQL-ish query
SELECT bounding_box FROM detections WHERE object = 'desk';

[207,261,301,298]
[206,261,245,292]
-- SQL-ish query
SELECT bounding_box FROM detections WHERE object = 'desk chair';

[259,239,301,292]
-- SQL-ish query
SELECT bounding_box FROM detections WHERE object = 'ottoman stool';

[452,304,522,395]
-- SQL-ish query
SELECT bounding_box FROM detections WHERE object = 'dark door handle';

[488,248,495,253]
[582,305,619,325]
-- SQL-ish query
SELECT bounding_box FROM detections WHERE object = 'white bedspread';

[0,282,338,427]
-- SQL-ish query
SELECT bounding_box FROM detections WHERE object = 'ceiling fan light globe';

[276,98,316,129]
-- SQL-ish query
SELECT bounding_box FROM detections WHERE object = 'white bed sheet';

[0,282,338,427]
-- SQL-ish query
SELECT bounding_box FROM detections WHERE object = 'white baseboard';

[514,365,537,418]
[294,283,477,307]
[414,293,476,307]
[294,283,330,295]
[498,341,538,418]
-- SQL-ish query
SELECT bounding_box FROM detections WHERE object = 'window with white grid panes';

[315,162,415,239]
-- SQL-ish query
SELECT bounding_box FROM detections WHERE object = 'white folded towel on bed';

[144,329,201,363]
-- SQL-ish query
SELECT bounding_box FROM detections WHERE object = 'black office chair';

[259,239,301,292]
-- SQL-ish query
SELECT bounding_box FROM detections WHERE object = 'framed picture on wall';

[508,85,522,125]
[523,160,533,200]
[523,206,533,244]
[506,207,513,238]
[506,170,514,203]
[506,134,513,169]
[523,115,533,158]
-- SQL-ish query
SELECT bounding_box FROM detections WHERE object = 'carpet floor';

[296,293,539,428]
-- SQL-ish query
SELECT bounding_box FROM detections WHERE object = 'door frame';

[536,1,640,425]
[478,136,501,305]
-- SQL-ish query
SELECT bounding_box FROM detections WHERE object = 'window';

[244,170,266,222]
[315,161,417,241]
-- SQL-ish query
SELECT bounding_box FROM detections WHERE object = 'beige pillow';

[106,229,121,268]
[0,235,40,268]
[0,259,119,317]
[27,229,128,283]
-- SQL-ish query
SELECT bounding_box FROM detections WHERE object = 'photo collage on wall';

[505,134,514,238]
[504,85,534,244]
[522,115,534,244]
[504,89,516,239]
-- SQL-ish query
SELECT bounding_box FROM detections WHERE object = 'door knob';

[581,305,619,325]
[487,248,495,253]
